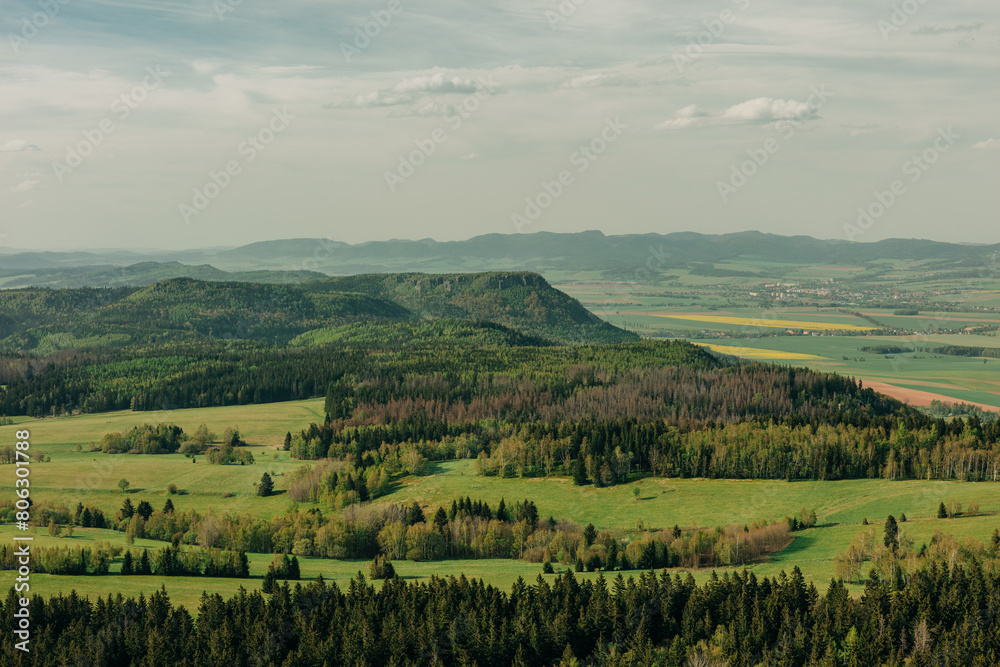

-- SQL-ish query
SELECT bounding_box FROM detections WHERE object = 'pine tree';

[496,498,508,522]
[572,457,588,486]
[406,501,424,526]
[138,549,152,575]
[137,501,153,520]
[262,569,277,594]
[120,497,135,520]
[257,472,274,497]
[884,515,899,550]
[283,432,292,451]
[163,499,175,514]
[121,550,134,575]
[433,507,448,533]
[238,552,250,578]
[938,502,948,519]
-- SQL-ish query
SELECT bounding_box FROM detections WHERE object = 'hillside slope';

[303,272,636,344]
[0,272,634,352]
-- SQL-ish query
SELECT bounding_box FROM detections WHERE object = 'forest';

[6,563,1000,666]
[4,274,1000,665]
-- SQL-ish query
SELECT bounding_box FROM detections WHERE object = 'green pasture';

[2,359,1000,605]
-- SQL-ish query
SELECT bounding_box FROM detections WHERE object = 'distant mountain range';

[2,231,998,289]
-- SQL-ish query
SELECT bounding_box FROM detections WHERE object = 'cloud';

[722,97,818,122]
[11,180,40,192]
[331,72,489,109]
[560,72,630,89]
[654,104,709,130]
[973,138,1000,150]
[914,22,983,36]
[656,97,820,130]
[0,140,40,152]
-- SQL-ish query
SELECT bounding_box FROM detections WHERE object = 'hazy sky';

[1,0,997,251]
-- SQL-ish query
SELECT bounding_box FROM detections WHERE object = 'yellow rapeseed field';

[654,313,875,331]
[693,343,829,360]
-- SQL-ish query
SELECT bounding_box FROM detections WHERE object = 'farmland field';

[555,257,1000,410]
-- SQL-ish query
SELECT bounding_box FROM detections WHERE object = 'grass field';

[3,395,1000,605]
[553,258,1000,412]
[0,399,328,518]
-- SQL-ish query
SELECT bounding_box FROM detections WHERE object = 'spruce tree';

[120,497,135,519]
[433,507,448,532]
[496,498,508,522]
[257,472,274,497]
[884,515,899,550]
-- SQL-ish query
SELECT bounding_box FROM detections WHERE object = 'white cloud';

[0,140,40,152]
[656,97,819,130]
[333,72,489,109]
[655,104,708,130]
[11,180,40,192]
[560,73,630,88]
[914,22,983,36]
[722,97,817,122]
[973,138,1000,149]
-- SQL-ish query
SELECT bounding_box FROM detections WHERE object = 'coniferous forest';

[5,564,1000,666]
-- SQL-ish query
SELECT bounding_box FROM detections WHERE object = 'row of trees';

[0,543,115,575]
[9,563,1000,665]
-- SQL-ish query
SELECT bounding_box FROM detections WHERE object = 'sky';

[0,0,998,251]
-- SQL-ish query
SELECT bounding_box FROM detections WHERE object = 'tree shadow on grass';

[419,461,447,476]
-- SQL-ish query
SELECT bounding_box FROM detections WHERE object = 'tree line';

[7,563,1000,665]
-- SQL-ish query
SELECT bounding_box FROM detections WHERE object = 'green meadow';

[3,402,1000,606]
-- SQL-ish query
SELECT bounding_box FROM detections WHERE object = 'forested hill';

[0,272,634,353]
[301,272,631,344]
